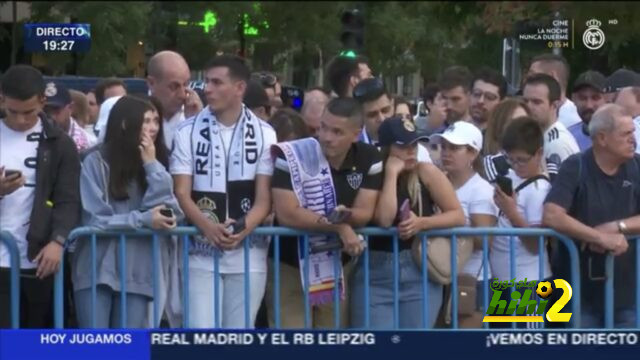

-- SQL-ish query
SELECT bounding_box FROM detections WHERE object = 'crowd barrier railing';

[0,230,21,329]
[50,226,638,330]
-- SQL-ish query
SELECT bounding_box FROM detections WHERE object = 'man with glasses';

[353,78,431,163]
[470,67,508,132]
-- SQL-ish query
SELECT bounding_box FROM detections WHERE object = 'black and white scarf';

[189,105,265,256]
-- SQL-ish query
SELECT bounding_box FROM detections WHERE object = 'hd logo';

[483,279,573,323]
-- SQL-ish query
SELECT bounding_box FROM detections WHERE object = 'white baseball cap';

[95,95,124,143]
[429,121,483,151]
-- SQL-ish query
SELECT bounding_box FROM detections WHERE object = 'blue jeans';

[187,267,266,329]
[350,250,443,329]
[75,285,150,328]
[580,306,638,329]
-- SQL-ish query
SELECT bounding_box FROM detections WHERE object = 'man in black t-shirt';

[543,104,638,328]
[267,98,382,328]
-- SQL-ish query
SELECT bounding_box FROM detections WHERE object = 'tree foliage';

[29,1,152,76]
[18,1,640,84]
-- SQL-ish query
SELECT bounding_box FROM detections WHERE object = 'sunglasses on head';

[252,72,277,88]
[353,77,385,101]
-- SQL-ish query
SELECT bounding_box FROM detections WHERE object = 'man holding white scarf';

[171,55,277,328]
[269,98,383,328]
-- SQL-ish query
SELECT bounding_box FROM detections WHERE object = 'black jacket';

[25,116,81,261]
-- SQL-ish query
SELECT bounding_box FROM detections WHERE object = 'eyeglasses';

[252,72,277,89]
[353,77,385,101]
[471,90,500,102]
[504,153,534,167]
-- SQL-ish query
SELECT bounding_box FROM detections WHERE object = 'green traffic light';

[199,11,218,33]
[177,10,268,36]
[340,50,357,58]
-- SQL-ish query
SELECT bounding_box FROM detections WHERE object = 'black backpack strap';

[515,174,550,193]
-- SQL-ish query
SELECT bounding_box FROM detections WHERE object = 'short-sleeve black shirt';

[545,149,640,310]
[270,142,383,267]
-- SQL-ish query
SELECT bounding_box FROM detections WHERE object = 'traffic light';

[340,9,364,51]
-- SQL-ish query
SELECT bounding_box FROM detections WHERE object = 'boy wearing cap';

[568,71,607,151]
[43,81,97,152]
[350,116,464,329]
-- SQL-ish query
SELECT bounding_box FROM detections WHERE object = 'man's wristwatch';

[617,221,628,234]
[52,235,65,247]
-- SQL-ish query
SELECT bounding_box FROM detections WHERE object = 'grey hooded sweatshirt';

[71,146,184,302]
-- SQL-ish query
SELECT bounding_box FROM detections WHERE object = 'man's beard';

[471,107,487,124]
[579,109,594,123]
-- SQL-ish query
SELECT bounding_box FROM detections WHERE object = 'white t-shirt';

[490,170,552,281]
[163,108,186,152]
[633,116,640,155]
[558,99,582,129]
[544,121,579,171]
[417,143,432,163]
[457,174,498,280]
[0,119,43,269]
[170,117,277,273]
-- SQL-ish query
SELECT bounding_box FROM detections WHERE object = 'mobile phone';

[310,241,343,254]
[281,85,304,111]
[160,208,174,218]
[4,169,22,179]
[327,208,352,224]
[496,175,513,196]
[227,216,247,235]
[399,199,411,221]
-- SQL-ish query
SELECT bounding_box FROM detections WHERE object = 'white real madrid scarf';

[272,138,345,306]
[190,105,264,256]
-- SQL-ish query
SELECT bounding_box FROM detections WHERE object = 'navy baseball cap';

[44,81,72,108]
[377,115,429,146]
[604,69,640,93]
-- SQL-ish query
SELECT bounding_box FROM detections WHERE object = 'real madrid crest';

[347,172,363,190]
[582,19,605,50]
[196,197,219,224]
[403,119,415,132]
[44,82,57,97]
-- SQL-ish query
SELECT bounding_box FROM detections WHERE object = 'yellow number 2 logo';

[545,279,572,322]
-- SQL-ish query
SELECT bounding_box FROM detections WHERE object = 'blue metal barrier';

[0,231,20,328]
[603,238,640,329]
[55,226,637,330]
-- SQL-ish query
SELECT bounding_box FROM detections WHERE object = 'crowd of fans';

[1,49,639,330]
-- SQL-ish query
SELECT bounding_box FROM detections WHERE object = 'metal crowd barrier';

[0,231,21,329]
[50,227,638,330]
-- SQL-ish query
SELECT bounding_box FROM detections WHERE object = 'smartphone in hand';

[496,175,513,196]
[160,208,174,218]
[4,169,22,179]
[227,216,247,235]
[327,207,352,224]
[399,199,411,221]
